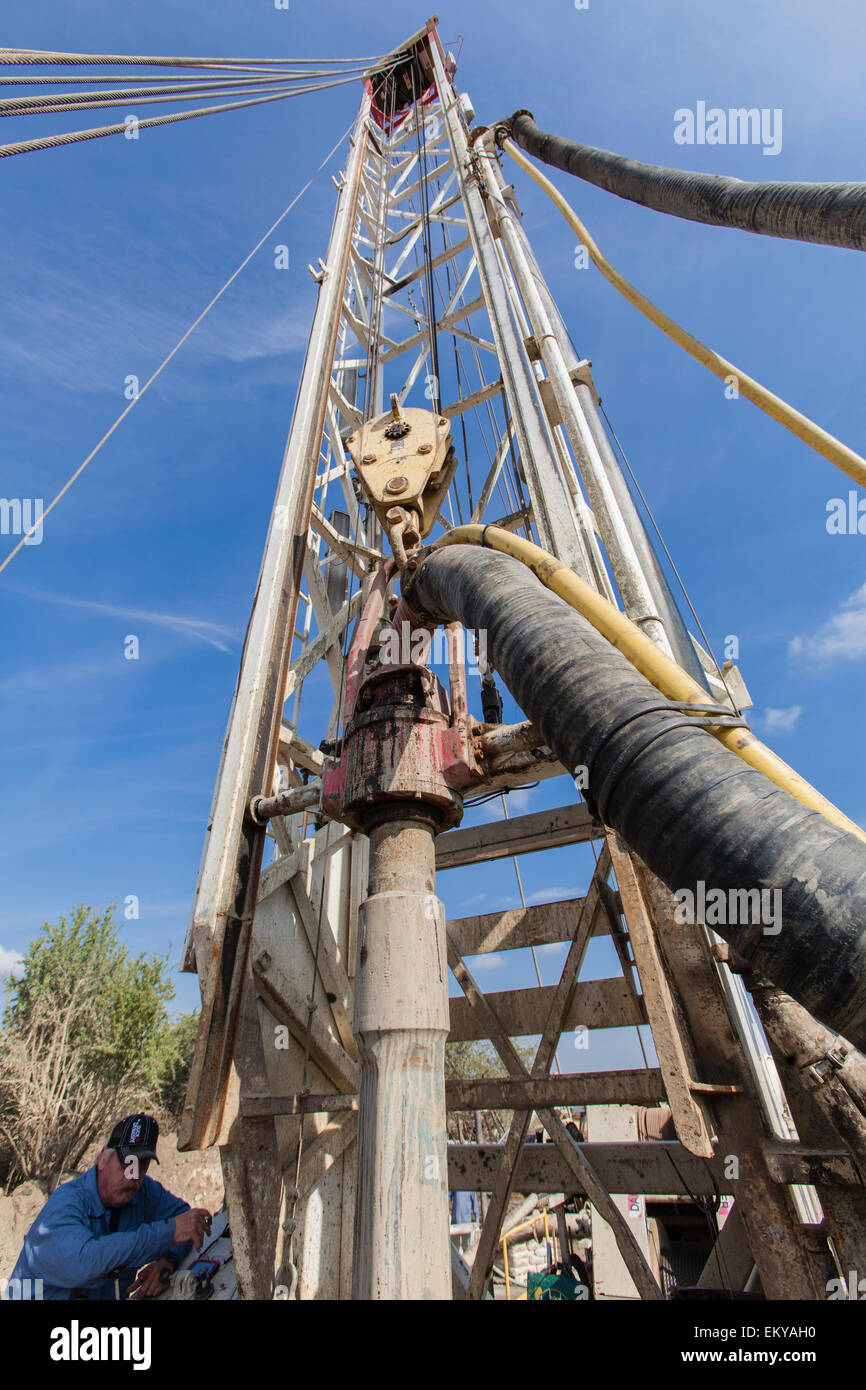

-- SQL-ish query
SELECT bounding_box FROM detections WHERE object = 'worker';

[5,1113,212,1300]
[450,1189,480,1224]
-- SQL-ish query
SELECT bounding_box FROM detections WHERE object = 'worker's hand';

[173,1207,212,1250]
[127,1258,173,1299]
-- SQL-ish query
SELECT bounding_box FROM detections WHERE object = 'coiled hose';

[404,543,866,1050]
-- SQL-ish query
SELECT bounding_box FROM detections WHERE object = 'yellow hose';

[431,525,866,844]
[501,138,866,493]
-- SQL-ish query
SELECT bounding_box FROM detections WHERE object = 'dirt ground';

[0,1133,224,1280]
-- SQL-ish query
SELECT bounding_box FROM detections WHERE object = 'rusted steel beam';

[448,978,645,1042]
[463,849,612,1299]
[747,980,866,1143]
[469,754,566,795]
[642,868,828,1300]
[435,801,600,870]
[217,971,283,1300]
[445,1069,666,1111]
[450,850,662,1300]
[607,830,715,1158]
[750,988,866,1278]
[179,95,372,1152]
[255,1070,666,1113]
[761,1141,864,1188]
[250,948,359,1095]
[243,1092,358,1118]
[695,1203,755,1292]
[256,846,301,902]
[277,726,326,776]
[286,877,357,1061]
[447,896,607,958]
[298,1113,358,1199]
[447,1141,723,1196]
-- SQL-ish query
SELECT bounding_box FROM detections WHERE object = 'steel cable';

[0,68,375,115]
[0,47,385,69]
[0,74,361,159]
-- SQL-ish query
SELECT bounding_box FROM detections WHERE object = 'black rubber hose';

[404,544,866,1049]
[497,110,866,253]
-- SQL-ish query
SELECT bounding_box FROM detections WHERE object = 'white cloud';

[18,588,237,653]
[526,885,579,905]
[763,705,803,734]
[504,787,535,816]
[790,584,866,664]
[470,953,506,971]
[0,249,312,396]
[0,947,25,980]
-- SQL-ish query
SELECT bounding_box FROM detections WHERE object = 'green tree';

[0,904,179,1191]
[155,1011,200,1130]
[445,1039,534,1144]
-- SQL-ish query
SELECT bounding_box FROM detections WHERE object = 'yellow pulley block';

[346,395,457,547]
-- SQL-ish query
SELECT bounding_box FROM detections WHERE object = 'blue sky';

[2,1,865,1079]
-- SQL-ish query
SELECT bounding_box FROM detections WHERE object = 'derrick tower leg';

[352,819,450,1299]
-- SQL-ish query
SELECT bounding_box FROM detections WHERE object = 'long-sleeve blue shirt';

[6,1164,192,1300]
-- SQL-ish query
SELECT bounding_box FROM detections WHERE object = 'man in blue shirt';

[6,1113,213,1300]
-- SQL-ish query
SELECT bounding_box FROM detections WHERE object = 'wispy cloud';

[0,655,130,698]
[790,584,866,664]
[470,953,506,971]
[504,787,535,816]
[17,588,237,652]
[526,885,579,905]
[0,253,312,396]
[0,946,25,980]
[762,705,803,734]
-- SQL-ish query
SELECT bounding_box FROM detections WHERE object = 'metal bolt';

[417,443,433,454]
[362,453,377,465]
[385,476,409,494]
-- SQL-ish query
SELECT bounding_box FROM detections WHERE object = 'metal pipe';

[248,779,321,825]
[480,139,710,688]
[747,982,866,1116]
[489,171,674,656]
[428,36,590,582]
[477,719,545,760]
[351,817,452,1299]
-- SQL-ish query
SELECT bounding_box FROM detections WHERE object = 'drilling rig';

[174,18,866,1301]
